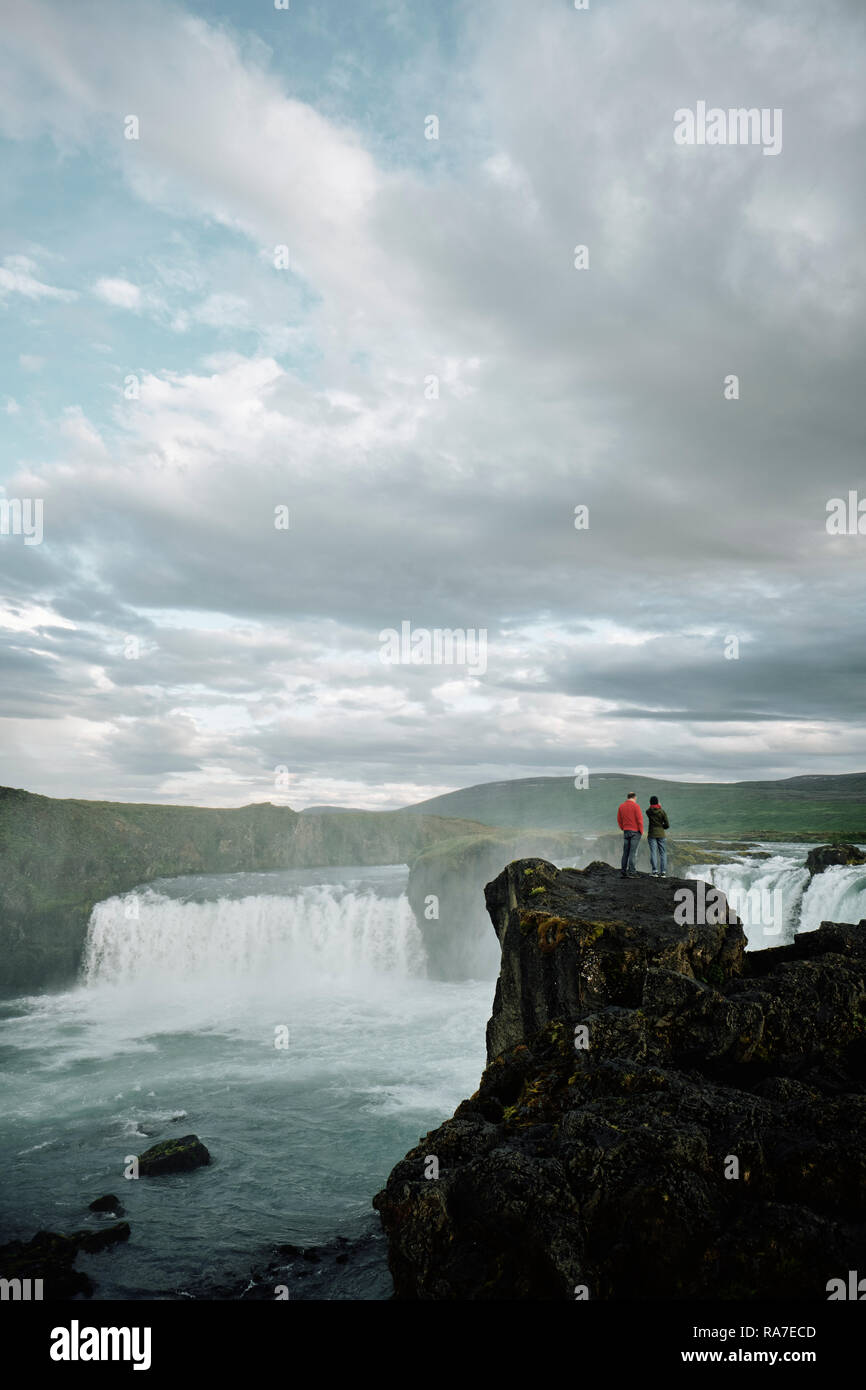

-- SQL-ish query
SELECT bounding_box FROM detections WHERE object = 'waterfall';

[798,865,866,936]
[685,850,866,949]
[82,882,426,990]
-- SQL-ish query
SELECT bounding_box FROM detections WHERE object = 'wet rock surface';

[0,1224,130,1299]
[373,859,866,1299]
[137,1134,211,1176]
[805,843,866,876]
[88,1194,124,1214]
[199,1225,393,1301]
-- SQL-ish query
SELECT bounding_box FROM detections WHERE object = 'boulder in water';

[137,1134,210,1177]
[806,843,866,876]
[88,1193,124,1215]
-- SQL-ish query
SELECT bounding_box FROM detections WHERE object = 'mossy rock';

[138,1134,211,1177]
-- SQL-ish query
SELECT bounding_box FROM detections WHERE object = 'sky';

[0,0,864,810]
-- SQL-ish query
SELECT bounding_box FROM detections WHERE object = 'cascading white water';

[2,864,492,1299]
[686,847,866,949]
[83,883,426,989]
[799,865,866,936]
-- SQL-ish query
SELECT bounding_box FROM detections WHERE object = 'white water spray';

[83,883,426,990]
[686,851,866,949]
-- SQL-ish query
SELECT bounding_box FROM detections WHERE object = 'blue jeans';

[649,837,667,874]
[621,830,641,874]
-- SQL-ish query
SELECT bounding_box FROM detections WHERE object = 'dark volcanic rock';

[138,1134,210,1176]
[373,859,866,1300]
[484,859,745,1063]
[88,1194,124,1214]
[805,843,866,876]
[407,837,729,981]
[0,1224,130,1299]
[195,1225,393,1300]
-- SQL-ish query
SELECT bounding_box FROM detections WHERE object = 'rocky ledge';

[373,859,866,1299]
[805,842,866,876]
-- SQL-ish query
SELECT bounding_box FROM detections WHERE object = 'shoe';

[620,872,627,879]
[660,872,667,878]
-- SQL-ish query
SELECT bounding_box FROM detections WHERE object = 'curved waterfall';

[2,863,491,1300]
[83,880,426,989]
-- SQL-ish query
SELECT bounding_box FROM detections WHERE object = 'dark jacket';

[645,805,670,839]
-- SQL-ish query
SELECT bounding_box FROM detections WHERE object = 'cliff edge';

[373,858,866,1299]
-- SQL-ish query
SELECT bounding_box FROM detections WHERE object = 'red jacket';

[617,799,644,833]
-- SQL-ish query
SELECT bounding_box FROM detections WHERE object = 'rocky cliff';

[406,832,728,980]
[373,858,866,1299]
[0,786,487,989]
[407,829,590,979]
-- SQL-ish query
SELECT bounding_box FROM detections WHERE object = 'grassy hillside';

[404,772,866,839]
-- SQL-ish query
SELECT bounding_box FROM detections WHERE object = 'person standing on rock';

[645,795,670,877]
[617,792,644,878]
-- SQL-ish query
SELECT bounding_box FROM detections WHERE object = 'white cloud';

[60,405,107,455]
[0,253,76,302]
[0,600,77,633]
[1,0,865,801]
[93,276,143,310]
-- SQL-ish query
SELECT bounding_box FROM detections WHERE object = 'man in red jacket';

[617,792,644,878]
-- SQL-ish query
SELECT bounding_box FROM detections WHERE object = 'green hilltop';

[403,771,866,839]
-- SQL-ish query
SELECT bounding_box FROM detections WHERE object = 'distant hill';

[403,772,866,839]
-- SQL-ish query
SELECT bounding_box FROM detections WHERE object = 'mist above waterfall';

[83,870,425,996]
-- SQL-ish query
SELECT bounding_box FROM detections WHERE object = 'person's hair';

[649,795,659,805]
[627,791,636,798]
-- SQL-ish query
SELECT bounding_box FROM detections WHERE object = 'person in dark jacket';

[645,795,670,876]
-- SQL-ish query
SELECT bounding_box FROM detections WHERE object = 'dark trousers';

[621,830,641,873]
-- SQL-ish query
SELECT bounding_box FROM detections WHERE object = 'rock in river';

[137,1134,211,1177]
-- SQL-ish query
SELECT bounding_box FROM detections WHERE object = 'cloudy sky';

[1,0,864,809]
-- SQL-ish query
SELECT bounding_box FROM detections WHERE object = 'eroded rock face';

[373,859,866,1300]
[484,859,745,1063]
[805,843,866,876]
